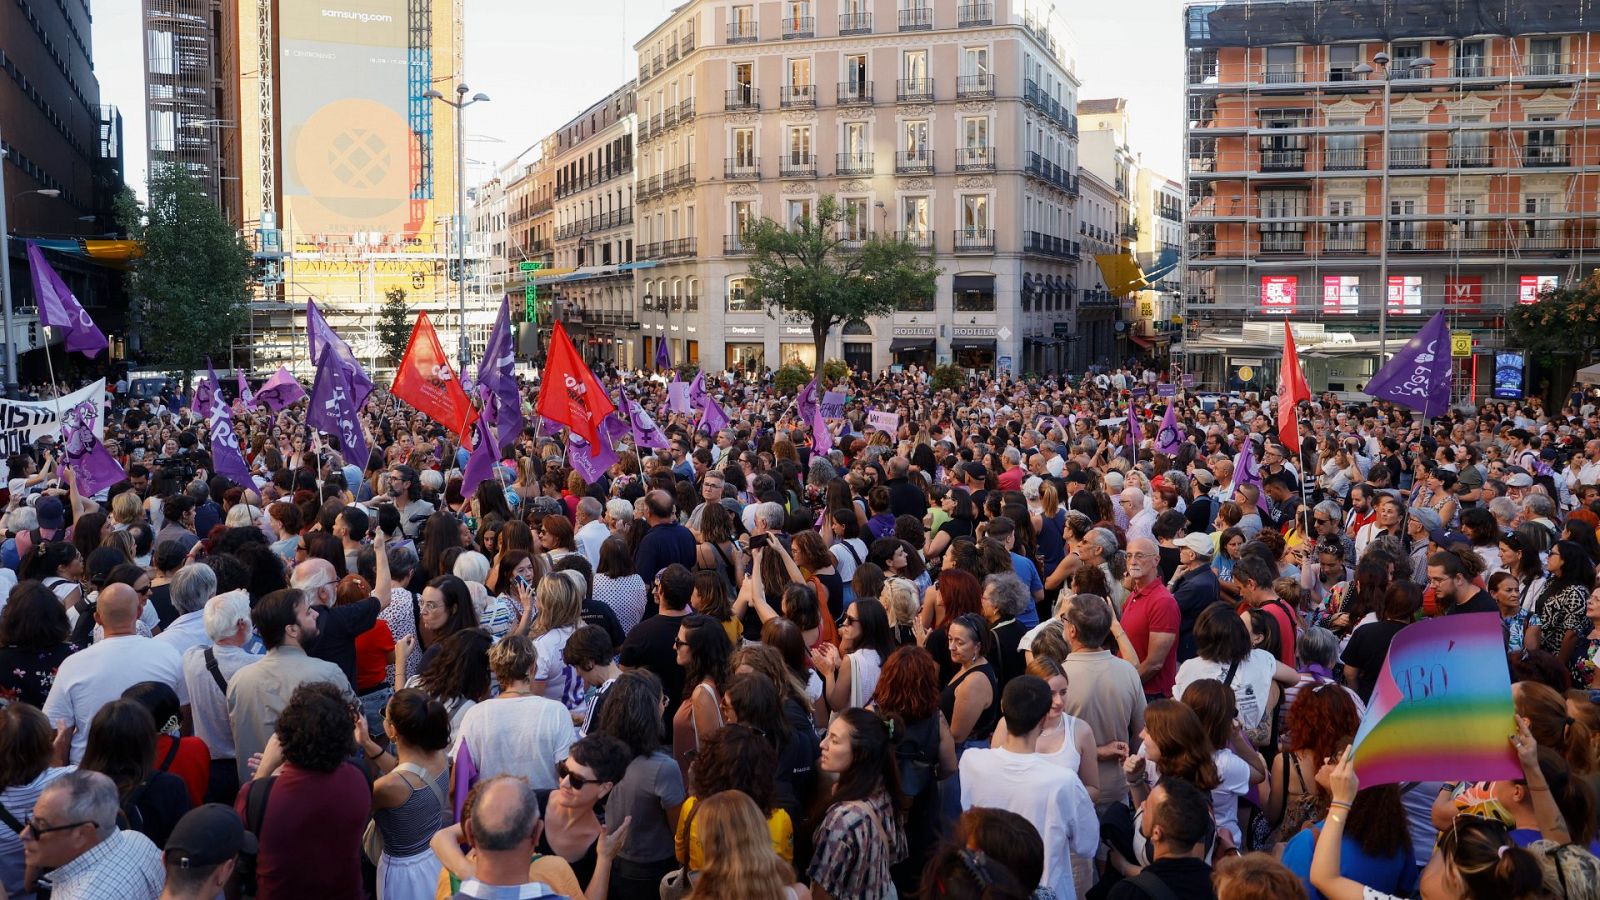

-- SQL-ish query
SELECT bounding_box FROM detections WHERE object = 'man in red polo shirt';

[1119,538,1180,701]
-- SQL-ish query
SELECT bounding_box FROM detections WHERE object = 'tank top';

[373,762,449,857]
[940,662,999,743]
[1036,715,1083,773]
[1038,508,1067,572]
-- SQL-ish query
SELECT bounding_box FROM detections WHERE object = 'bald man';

[288,530,393,685]
[1120,486,1157,546]
[44,583,186,763]
[456,776,559,896]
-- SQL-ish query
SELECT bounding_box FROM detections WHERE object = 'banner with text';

[0,380,105,457]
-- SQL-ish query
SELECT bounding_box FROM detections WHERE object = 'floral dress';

[1503,609,1542,653]
[1569,623,1600,689]
[0,642,80,707]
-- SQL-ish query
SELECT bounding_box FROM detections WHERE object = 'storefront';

[842,320,874,374]
[779,326,816,369]
[950,325,998,371]
[890,325,937,370]
[725,325,766,374]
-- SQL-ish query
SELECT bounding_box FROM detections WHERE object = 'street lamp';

[0,168,64,395]
[1352,50,1433,362]
[425,84,491,374]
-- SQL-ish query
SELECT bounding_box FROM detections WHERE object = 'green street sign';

[520,262,544,321]
[519,261,542,272]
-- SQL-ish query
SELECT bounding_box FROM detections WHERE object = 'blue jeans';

[358,685,392,742]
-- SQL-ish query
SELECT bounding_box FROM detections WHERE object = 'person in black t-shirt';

[1106,778,1218,900]
[618,563,694,727]
[1340,581,1422,703]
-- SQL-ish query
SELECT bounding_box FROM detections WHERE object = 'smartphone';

[748,533,770,550]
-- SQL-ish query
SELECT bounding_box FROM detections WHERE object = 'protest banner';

[1348,612,1519,786]
[866,409,900,433]
[0,380,104,457]
[821,391,847,419]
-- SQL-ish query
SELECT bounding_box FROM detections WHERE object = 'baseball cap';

[1175,532,1215,557]
[1506,472,1535,488]
[1430,528,1470,547]
[964,463,989,483]
[164,804,257,869]
[1190,470,1216,489]
[34,495,64,529]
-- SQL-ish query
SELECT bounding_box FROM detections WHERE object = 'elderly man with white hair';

[181,589,257,803]
[574,496,610,567]
[604,497,634,538]
[153,562,218,656]
[23,770,164,899]
[1120,486,1156,546]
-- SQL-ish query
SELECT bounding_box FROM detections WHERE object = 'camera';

[153,455,198,481]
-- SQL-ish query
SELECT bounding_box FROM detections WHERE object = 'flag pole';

[39,328,68,484]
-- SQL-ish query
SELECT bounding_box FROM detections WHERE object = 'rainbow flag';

[1349,612,1519,786]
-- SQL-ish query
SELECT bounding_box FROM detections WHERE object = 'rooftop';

[1078,98,1127,115]
[1185,0,1595,49]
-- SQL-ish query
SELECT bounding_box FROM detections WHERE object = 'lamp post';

[425,84,491,374]
[1352,51,1433,362]
[0,133,64,394]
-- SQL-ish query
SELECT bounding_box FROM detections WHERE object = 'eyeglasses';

[22,816,95,840]
[672,638,689,649]
[841,614,859,626]
[419,600,445,612]
[136,584,152,595]
[556,760,600,790]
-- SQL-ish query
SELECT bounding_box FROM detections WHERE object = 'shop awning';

[951,338,996,351]
[1130,334,1154,350]
[889,338,935,351]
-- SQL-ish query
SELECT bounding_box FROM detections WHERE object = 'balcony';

[1323,146,1367,170]
[897,77,934,102]
[725,87,759,110]
[1258,230,1305,254]
[958,1,993,26]
[684,295,700,312]
[782,16,815,38]
[1526,144,1572,167]
[1452,61,1488,79]
[898,6,933,30]
[954,145,993,172]
[726,21,757,43]
[1262,65,1303,85]
[724,235,751,256]
[836,151,874,176]
[724,159,760,180]
[1259,148,1305,171]
[780,84,816,108]
[661,164,695,192]
[642,237,696,260]
[837,81,873,104]
[956,74,995,98]
[635,175,663,202]
[780,154,818,178]
[1388,146,1429,169]
[896,230,934,251]
[1524,55,1569,77]
[681,29,694,54]
[1446,145,1493,168]
[955,229,996,253]
[839,11,872,34]
[1024,232,1079,260]
[1322,230,1367,253]
[895,150,934,174]
[667,44,679,64]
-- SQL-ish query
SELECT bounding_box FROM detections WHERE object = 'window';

[1449,116,1488,166]
[785,1,810,29]
[1527,115,1564,165]
[1525,195,1557,243]
[1325,199,1362,250]
[1325,118,1363,169]
[962,47,990,77]
[961,195,989,231]
[1392,43,1424,78]
[844,122,868,156]
[732,128,755,166]
[1455,40,1485,77]
[733,62,753,90]
[788,126,813,161]
[1449,196,1482,246]
[728,277,761,312]
[903,49,929,82]
[787,198,813,230]
[1259,189,1307,252]
[843,197,870,239]
[1529,38,1561,75]
[903,120,929,156]
[902,196,930,235]
[788,57,811,87]
[1259,110,1306,170]
[731,200,755,236]
[1388,198,1419,244]
[1390,118,1425,167]
[963,116,988,148]
[1328,44,1359,81]
[845,53,868,89]
[1264,47,1298,83]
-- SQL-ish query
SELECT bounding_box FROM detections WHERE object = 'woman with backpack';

[868,646,955,897]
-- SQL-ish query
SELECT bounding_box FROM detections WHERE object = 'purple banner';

[1365,310,1454,417]
[307,351,369,465]
[618,390,670,450]
[1156,383,1176,397]
[460,414,499,496]
[253,366,307,412]
[25,242,108,358]
[307,299,374,409]
[477,296,524,452]
[58,390,123,495]
[567,424,620,484]
[205,360,256,488]
[1155,403,1183,456]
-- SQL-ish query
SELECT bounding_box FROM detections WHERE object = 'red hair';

[1286,683,1361,763]
[934,569,983,632]
[872,645,941,721]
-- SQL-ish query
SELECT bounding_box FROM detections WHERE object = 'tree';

[376,287,411,365]
[117,169,254,382]
[743,195,940,386]
[1509,274,1600,356]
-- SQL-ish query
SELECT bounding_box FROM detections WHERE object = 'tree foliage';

[118,169,254,381]
[932,364,967,391]
[377,287,411,365]
[1509,274,1600,355]
[743,195,940,386]
[774,363,812,395]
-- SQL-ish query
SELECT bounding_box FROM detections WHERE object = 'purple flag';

[796,377,820,424]
[1365,310,1454,417]
[812,402,833,456]
[202,360,256,488]
[1155,403,1183,456]
[1124,405,1142,461]
[235,370,254,407]
[253,366,307,412]
[1233,436,1269,512]
[687,371,709,411]
[536,415,563,439]
[476,296,524,452]
[25,242,108,358]
[307,300,374,409]
[618,390,670,450]
[57,389,123,495]
[307,350,369,466]
[654,338,671,372]
[567,424,620,484]
[191,372,218,421]
[601,409,631,447]
[460,414,499,496]
[667,379,691,415]
[698,395,730,435]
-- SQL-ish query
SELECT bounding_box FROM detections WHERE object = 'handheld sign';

[866,410,901,433]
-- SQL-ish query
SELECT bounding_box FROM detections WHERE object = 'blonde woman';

[526,570,586,709]
[880,577,919,646]
[686,790,806,900]
[110,491,143,531]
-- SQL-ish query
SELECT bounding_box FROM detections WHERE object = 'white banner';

[0,380,106,457]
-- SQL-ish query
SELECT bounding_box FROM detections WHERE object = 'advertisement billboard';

[1387,275,1423,314]
[1493,351,1526,400]
[1322,275,1360,315]
[1260,276,1297,313]
[1445,275,1482,309]
[1519,274,1559,305]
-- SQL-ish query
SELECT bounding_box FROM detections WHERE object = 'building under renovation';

[1183,0,1600,399]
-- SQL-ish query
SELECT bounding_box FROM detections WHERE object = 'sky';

[93,0,1186,197]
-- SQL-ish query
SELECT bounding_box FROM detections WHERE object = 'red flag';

[536,321,616,455]
[391,312,479,438]
[1278,324,1311,451]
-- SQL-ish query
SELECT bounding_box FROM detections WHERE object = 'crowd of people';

[0,361,1597,900]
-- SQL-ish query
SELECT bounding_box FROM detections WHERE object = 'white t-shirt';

[959,748,1098,900]
[830,538,868,584]
[454,695,575,791]
[43,634,186,763]
[1172,649,1279,730]
[532,625,582,708]
[1209,749,1253,845]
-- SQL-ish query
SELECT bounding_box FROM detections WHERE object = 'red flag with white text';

[1277,324,1311,452]
[535,321,616,455]
[391,312,479,438]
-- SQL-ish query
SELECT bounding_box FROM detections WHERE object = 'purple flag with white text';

[25,242,108,358]
[307,351,369,465]
[192,372,218,421]
[1365,310,1453,417]
[1232,436,1269,512]
[618,390,670,450]
[205,360,256,488]
[307,299,374,409]
[57,387,123,495]
[460,414,499,496]
[236,370,254,407]
[1155,403,1183,456]
[476,296,523,451]
[567,425,620,484]
[253,366,307,412]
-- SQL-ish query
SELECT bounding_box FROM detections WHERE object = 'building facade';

[2,0,125,378]
[629,0,1083,377]
[545,83,640,369]
[143,0,242,225]
[1133,169,1183,354]
[1183,0,1600,393]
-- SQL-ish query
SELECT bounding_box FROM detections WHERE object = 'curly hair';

[1285,682,1361,763]
[871,645,940,722]
[1211,854,1308,900]
[688,724,778,813]
[416,628,493,706]
[1143,699,1220,791]
[276,682,356,773]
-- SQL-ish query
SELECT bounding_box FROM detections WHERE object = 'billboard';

[1445,275,1482,309]
[1493,351,1526,400]
[1260,275,1296,313]
[1387,275,1423,314]
[1322,275,1360,315]
[1519,274,1559,305]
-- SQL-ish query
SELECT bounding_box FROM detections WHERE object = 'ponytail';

[1444,817,1546,900]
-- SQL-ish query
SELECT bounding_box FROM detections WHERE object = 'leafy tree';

[774,363,812,395]
[376,287,411,365]
[822,359,851,383]
[932,364,967,391]
[117,169,254,383]
[743,195,940,386]
[1510,274,1600,356]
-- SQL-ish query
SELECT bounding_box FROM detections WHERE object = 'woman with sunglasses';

[596,670,686,898]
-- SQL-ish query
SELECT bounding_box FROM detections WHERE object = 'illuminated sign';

[1259,275,1297,313]
[1519,274,1559,305]
[1387,275,1422,314]
[1322,275,1360,315]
